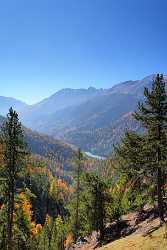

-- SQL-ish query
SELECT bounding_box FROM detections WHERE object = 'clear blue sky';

[0,0,167,104]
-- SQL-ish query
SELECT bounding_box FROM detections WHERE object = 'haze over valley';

[0,74,162,156]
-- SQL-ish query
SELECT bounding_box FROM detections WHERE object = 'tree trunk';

[99,191,104,241]
[75,149,81,241]
[75,168,80,240]
[157,117,165,224]
[7,192,12,250]
[157,167,165,224]
[7,178,15,250]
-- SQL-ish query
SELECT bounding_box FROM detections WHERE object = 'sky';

[0,0,167,104]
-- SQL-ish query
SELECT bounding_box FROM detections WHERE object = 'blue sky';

[0,0,167,104]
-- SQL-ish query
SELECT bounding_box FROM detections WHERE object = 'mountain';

[0,96,28,116]
[1,74,164,157]
[24,129,76,167]
[19,74,161,156]
[0,115,76,168]
[63,112,140,156]
[20,87,104,129]
[20,90,138,135]
[108,74,156,96]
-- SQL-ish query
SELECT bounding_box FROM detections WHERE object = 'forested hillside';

[1,74,167,250]
[63,112,140,156]
[0,115,76,169]
[24,129,76,167]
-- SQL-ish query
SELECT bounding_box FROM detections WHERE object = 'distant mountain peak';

[0,95,27,104]
[0,96,28,116]
[87,86,97,90]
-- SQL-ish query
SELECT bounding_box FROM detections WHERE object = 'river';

[84,151,106,160]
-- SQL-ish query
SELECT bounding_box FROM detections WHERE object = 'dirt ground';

[70,205,166,250]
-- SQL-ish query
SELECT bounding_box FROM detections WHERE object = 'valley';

[0,115,76,172]
[0,74,161,157]
[0,2,166,249]
[1,74,167,250]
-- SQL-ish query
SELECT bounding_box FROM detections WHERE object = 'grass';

[99,225,167,250]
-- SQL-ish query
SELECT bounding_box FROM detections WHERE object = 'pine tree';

[75,148,83,241]
[1,108,27,249]
[116,74,167,223]
[84,172,107,240]
[134,74,167,223]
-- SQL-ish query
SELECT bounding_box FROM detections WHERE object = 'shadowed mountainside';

[20,74,161,156]
[0,74,166,156]
[0,115,76,168]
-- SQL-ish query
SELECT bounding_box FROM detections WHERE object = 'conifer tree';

[75,148,83,241]
[1,108,27,249]
[134,74,167,223]
[84,172,107,240]
[116,74,167,223]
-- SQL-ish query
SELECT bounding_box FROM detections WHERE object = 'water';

[85,151,106,160]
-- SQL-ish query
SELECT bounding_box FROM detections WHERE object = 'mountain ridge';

[0,96,28,116]
[0,74,164,156]
[0,115,76,168]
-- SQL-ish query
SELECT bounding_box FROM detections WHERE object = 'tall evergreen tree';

[1,108,27,250]
[83,172,107,240]
[134,74,167,223]
[116,74,167,223]
[74,148,83,241]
